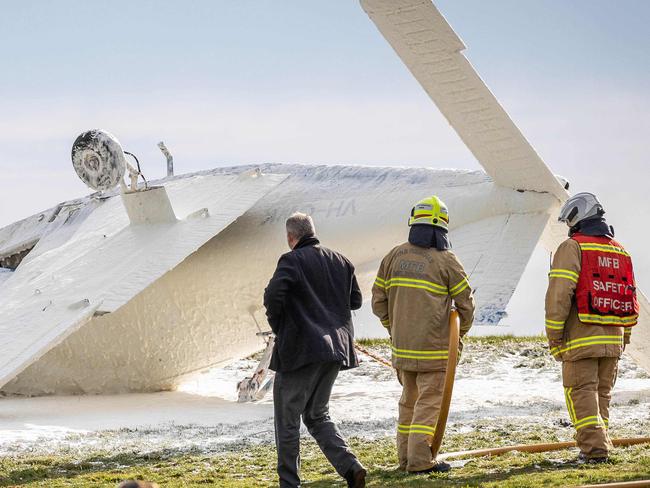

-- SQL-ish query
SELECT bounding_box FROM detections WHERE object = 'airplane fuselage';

[2,164,557,395]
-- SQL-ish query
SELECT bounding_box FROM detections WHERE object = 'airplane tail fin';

[452,211,550,325]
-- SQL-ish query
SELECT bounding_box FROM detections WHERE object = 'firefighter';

[545,192,637,463]
[372,196,475,473]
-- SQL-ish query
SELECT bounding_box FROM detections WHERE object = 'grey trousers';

[273,361,360,488]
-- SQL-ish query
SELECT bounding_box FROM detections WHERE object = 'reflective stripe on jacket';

[544,238,630,362]
[371,242,475,372]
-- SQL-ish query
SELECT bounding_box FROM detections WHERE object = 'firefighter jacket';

[545,236,634,362]
[371,242,475,372]
[572,233,638,325]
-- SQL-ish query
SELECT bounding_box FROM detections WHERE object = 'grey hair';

[286,212,316,240]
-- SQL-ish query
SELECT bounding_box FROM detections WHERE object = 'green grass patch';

[356,337,391,347]
[2,433,648,487]
[465,334,546,345]
[357,335,546,348]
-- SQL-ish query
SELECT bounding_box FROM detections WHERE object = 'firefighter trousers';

[562,357,618,458]
[396,369,445,471]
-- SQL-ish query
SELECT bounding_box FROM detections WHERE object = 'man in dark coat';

[264,212,366,488]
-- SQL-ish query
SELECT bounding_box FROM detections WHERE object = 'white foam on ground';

[0,342,648,456]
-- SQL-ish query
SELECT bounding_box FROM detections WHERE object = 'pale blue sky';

[1,1,647,196]
[1,1,649,329]
[2,1,648,95]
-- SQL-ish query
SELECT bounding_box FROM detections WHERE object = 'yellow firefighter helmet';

[408,196,449,230]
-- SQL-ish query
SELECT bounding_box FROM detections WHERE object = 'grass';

[2,431,649,487]
[2,336,645,486]
[356,335,546,347]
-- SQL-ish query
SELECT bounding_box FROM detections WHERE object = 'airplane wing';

[360,0,569,199]
[0,171,287,389]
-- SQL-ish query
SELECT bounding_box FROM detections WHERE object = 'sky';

[1,0,648,331]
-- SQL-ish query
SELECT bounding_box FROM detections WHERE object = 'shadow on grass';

[304,459,630,488]
[0,452,161,487]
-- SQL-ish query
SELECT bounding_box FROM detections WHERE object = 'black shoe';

[411,461,452,474]
[344,465,367,488]
[588,457,609,464]
[577,453,609,464]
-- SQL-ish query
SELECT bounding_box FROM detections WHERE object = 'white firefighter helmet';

[558,192,604,227]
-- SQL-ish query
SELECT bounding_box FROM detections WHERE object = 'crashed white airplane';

[0,0,647,395]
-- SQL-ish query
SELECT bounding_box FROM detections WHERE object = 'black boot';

[344,464,367,488]
[412,461,451,474]
[576,453,609,464]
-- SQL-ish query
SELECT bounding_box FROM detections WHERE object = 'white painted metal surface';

[0,268,13,287]
[453,212,549,324]
[0,205,61,258]
[1,164,557,394]
[360,0,569,200]
[0,172,286,392]
[121,186,177,224]
[630,293,650,372]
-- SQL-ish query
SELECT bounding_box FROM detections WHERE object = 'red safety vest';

[572,233,638,327]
